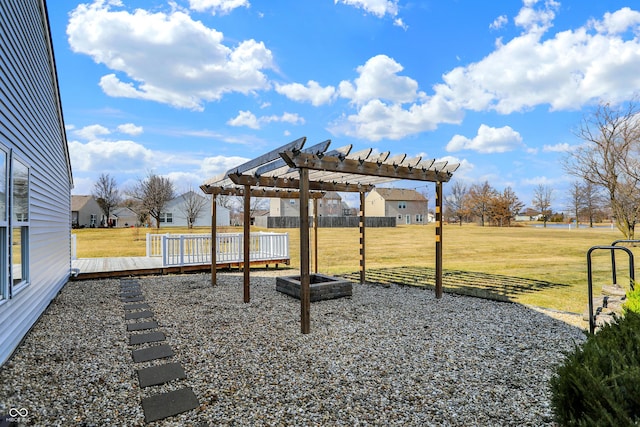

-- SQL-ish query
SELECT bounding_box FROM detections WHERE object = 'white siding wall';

[0,0,73,365]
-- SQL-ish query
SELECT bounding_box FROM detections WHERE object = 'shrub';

[550,311,640,426]
[624,285,640,314]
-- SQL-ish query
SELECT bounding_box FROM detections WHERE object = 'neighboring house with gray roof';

[366,188,429,225]
[71,195,102,228]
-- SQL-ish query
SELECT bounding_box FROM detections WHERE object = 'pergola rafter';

[200,137,459,333]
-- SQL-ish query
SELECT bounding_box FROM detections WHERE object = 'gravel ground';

[0,271,586,426]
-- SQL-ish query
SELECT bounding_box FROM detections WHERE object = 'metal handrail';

[587,245,635,334]
[610,239,640,286]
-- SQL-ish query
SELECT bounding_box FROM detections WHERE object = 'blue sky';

[48,0,640,210]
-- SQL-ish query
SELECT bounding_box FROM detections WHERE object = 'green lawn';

[73,223,638,314]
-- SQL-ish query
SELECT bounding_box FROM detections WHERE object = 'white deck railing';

[146,232,289,267]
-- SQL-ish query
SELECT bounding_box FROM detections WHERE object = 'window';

[11,157,29,290]
[398,202,407,209]
[416,214,423,222]
[160,212,173,223]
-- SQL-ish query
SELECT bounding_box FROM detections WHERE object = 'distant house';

[159,191,230,227]
[1,0,74,365]
[110,206,138,227]
[515,208,543,222]
[71,195,102,228]
[366,188,428,225]
[270,191,345,217]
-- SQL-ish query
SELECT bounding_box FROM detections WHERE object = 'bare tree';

[465,181,497,226]
[564,100,640,239]
[445,180,468,226]
[179,189,208,229]
[92,173,121,227]
[532,184,553,227]
[566,181,585,228]
[126,173,175,229]
[582,180,606,227]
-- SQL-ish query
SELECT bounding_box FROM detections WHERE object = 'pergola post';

[435,181,443,299]
[359,191,366,285]
[313,197,319,274]
[299,167,311,334]
[243,185,251,303]
[211,194,217,286]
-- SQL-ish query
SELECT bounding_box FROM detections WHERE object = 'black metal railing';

[587,244,635,334]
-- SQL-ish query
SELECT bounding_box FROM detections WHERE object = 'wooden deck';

[71,257,290,280]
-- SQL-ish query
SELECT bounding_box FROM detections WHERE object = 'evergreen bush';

[550,311,640,426]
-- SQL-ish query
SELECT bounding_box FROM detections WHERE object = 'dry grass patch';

[73,223,639,314]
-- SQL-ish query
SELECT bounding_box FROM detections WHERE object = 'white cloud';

[69,139,155,173]
[335,0,398,18]
[68,1,273,110]
[543,142,571,152]
[117,123,144,135]
[188,0,250,15]
[490,15,508,30]
[275,80,336,106]
[446,124,523,153]
[227,110,260,129]
[200,155,250,177]
[432,3,640,114]
[338,55,424,105]
[227,111,305,129]
[74,124,110,140]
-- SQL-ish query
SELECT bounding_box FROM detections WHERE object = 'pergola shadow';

[201,137,459,333]
[342,266,570,302]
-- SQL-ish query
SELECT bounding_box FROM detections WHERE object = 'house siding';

[0,0,73,365]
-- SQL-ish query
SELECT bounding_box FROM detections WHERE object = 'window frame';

[9,154,30,296]
[0,147,7,304]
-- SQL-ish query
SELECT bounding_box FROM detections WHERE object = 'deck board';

[71,256,290,280]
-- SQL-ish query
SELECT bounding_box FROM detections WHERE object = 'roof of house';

[71,195,96,211]
[372,188,427,202]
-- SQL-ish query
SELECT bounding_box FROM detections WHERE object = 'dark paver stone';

[120,293,142,299]
[125,310,154,320]
[137,362,186,388]
[132,344,174,363]
[124,303,150,311]
[127,321,158,331]
[130,331,166,345]
[121,296,145,303]
[142,387,199,423]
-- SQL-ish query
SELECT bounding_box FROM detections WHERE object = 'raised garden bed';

[276,273,352,302]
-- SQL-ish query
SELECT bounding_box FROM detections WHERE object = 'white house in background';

[0,0,74,366]
[110,206,138,227]
[159,191,230,227]
[366,188,429,225]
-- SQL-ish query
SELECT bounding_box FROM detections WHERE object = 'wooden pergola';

[201,137,459,333]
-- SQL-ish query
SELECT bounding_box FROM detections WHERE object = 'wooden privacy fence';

[146,232,289,267]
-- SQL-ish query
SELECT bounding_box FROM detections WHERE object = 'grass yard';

[73,223,638,314]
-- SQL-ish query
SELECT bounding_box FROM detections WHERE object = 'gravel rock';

[0,271,586,426]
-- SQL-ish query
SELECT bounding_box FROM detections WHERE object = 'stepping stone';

[127,321,158,331]
[124,303,151,311]
[142,387,199,423]
[137,362,186,387]
[120,292,142,299]
[132,344,174,363]
[125,310,154,320]
[130,331,166,345]
[122,296,145,303]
